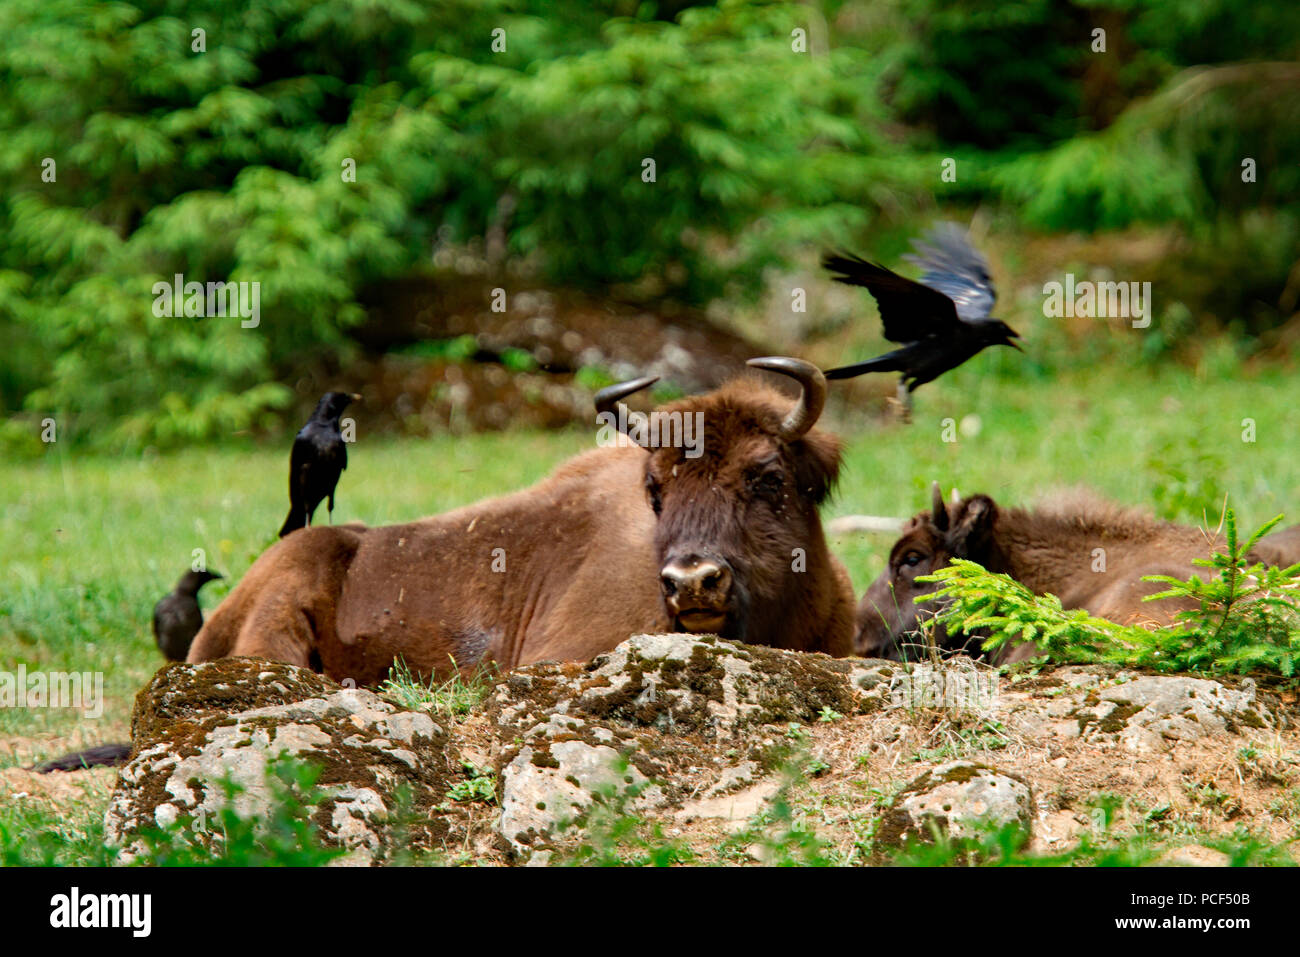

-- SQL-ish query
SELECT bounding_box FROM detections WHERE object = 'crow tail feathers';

[279,509,305,538]
[823,353,902,380]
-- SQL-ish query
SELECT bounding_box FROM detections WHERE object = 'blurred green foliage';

[1,0,1297,448]
[0,0,900,447]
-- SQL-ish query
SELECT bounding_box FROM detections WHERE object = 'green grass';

[829,357,1300,595]
[0,777,118,866]
[379,657,497,719]
[0,430,588,761]
[4,354,1300,763]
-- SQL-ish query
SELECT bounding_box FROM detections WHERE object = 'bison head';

[596,357,841,647]
[856,483,999,660]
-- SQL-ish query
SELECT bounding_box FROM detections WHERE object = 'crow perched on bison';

[279,391,360,538]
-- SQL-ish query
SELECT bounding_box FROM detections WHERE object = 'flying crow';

[278,391,359,538]
[153,568,223,661]
[823,223,1021,415]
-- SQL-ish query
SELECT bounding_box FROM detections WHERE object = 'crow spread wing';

[902,222,996,321]
[821,253,963,342]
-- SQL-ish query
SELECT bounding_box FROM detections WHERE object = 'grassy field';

[2,349,1299,865]
[1,430,591,759]
[4,352,1298,768]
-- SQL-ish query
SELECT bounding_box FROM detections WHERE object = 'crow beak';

[1007,339,1024,352]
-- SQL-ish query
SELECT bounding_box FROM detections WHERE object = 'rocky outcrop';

[1077,675,1266,752]
[496,714,665,858]
[487,634,889,857]
[103,660,463,865]
[489,633,888,738]
[101,638,1296,866]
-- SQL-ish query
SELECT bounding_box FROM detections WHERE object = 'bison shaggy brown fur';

[856,485,1277,664]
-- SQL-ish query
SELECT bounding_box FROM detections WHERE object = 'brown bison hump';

[187,525,367,665]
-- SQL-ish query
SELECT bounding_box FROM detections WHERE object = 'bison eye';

[747,469,784,499]
[901,552,925,567]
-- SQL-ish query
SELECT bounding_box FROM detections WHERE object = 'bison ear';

[949,495,997,557]
[930,481,949,531]
[792,431,842,505]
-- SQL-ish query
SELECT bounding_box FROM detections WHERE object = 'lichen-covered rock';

[673,778,779,829]
[490,633,888,738]
[486,635,889,857]
[878,761,1033,848]
[94,637,1293,867]
[883,659,1002,714]
[104,660,464,865]
[1074,675,1269,752]
[497,714,665,857]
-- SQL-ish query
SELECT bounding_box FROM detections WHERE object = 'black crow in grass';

[823,223,1021,416]
[153,568,223,661]
[279,391,360,538]
[34,743,131,773]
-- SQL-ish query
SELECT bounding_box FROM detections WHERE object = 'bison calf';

[856,485,1259,664]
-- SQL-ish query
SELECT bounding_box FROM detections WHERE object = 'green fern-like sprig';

[919,510,1300,677]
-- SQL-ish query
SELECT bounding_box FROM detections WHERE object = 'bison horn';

[931,480,950,531]
[746,356,827,440]
[594,375,660,442]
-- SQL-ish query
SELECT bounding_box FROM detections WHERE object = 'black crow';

[34,743,131,773]
[823,223,1021,414]
[278,391,359,538]
[153,568,223,661]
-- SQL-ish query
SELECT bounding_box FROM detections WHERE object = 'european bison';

[1252,523,1300,569]
[856,484,1268,664]
[188,358,855,684]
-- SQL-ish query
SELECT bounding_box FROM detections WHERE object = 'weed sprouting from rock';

[380,656,497,719]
